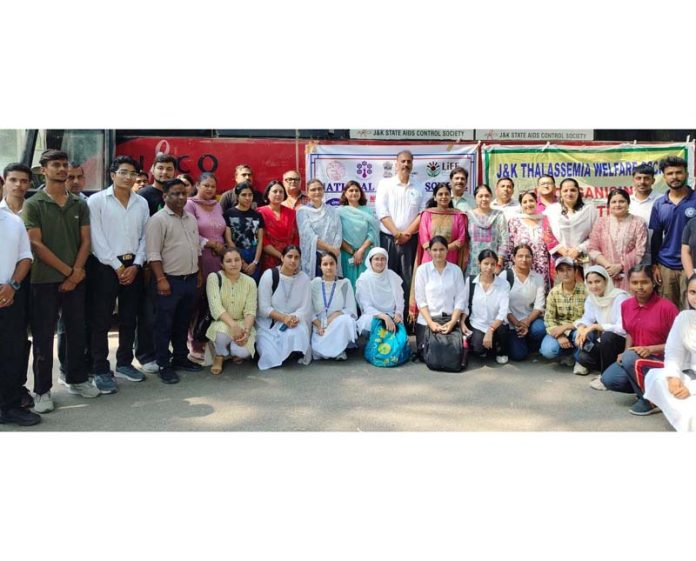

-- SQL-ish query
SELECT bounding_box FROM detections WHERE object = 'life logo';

[426,161,441,178]
[686,207,696,218]
[356,161,373,179]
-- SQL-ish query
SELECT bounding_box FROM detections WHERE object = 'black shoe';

[158,366,180,384]
[20,388,35,410]
[0,407,42,426]
[171,358,203,372]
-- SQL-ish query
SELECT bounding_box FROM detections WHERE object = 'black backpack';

[422,314,464,372]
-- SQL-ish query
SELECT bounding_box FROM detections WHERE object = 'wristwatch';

[9,280,20,291]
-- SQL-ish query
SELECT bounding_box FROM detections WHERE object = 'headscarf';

[584,265,627,324]
[355,247,403,315]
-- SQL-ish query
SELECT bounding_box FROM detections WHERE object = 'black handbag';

[423,314,465,372]
[191,272,222,342]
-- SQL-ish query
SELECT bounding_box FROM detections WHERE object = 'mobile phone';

[279,323,288,332]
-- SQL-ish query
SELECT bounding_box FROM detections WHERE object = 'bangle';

[156,277,167,283]
[252,260,258,265]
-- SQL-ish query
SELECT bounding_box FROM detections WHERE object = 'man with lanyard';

[22,149,99,413]
[375,150,423,323]
[135,153,178,373]
[629,163,659,265]
[649,156,696,308]
[281,169,310,209]
[146,178,203,384]
[450,166,474,211]
[0,204,39,425]
[87,156,150,394]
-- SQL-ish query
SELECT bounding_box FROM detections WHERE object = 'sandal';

[231,356,245,365]
[211,355,225,375]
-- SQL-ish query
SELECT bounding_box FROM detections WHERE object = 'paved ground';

[1,333,673,432]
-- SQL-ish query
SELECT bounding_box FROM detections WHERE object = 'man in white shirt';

[87,156,150,393]
[0,209,38,426]
[491,177,521,221]
[629,163,659,265]
[1,163,32,216]
[375,150,423,321]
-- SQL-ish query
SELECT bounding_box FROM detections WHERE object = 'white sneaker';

[590,376,607,391]
[335,352,348,361]
[67,381,100,398]
[495,355,509,365]
[141,361,160,374]
[573,362,590,376]
[33,392,55,414]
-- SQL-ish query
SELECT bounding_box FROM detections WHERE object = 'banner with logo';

[306,143,479,208]
[482,142,695,213]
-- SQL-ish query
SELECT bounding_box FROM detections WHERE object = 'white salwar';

[256,268,313,371]
[296,203,343,278]
[355,247,405,334]
[310,277,358,359]
[544,202,598,255]
[644,311,696,432]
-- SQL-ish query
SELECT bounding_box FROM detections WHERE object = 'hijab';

[355,247,403,314]
[584,265,627,323]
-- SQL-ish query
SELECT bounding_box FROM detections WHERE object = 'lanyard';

[322,280,337,314]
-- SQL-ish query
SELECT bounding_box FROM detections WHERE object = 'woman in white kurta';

[310,253,358,360]
[256,245,313,371]
[413,236,468,356]
[644,275,696,431]
[206,248,257,374]
[296,179,343,278]
[543,177,598,264]
[355,247,405,336]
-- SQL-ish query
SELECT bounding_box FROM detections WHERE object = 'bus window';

[0,129,28,174]
[30,129,106,191]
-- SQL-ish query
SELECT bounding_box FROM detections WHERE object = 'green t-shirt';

[22,190,90,284]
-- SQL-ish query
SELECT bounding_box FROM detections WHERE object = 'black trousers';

[0,288,29,411]
[88,258,143,375]
[154,275,198,367]
[576,330,626,373]
[469,325,506,357]
[30,282,88,395]
[135,266,157,365]
[380,232,417,321]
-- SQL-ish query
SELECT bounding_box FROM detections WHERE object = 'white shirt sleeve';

[258,269,274,318]
[88,194,122,271]
[375,179,390,221]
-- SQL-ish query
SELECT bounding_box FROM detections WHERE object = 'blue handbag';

[364,317,412,367]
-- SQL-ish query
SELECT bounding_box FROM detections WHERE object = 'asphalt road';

[1,334,673,432]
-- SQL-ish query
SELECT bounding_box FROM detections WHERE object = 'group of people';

[1,148,695,432]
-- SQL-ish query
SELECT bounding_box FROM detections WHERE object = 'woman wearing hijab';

[644,274,696,431]
[355,247,405,337]
[296,178,343,278]
[573,265,630,377]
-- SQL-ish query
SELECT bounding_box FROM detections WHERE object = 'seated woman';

[503,243,547,362]
[573,265,629,377]
[255,245,313,371]
[594,265,679,416]
[355,247,405,337]
[644,274,696,431]
[206,248,257,374]
[465,249,510,364]
[310,252,359,361]
[413,236,467,358]
[540,257,587,367]
[296,178,343,278]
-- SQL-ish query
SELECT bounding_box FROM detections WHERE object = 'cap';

[555,256,575,269]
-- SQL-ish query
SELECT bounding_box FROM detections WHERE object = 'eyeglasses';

[115,170,139,178]
[284,177,301,182]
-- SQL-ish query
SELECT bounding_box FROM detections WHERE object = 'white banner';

[349,129,474,140]
[306,143,479,208]
[476,129,594,141]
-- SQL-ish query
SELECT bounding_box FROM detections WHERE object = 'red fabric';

[620,293,679,356]
[257,205,299,272]
[634,359,664,392]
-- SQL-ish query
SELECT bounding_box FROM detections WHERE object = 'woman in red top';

[593,264,679,416]
[257,180,299,272]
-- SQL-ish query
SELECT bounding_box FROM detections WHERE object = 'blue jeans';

[505,318,546,361]
[601,349,656,397]
[540,329,578,360]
